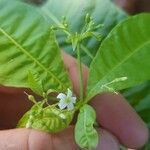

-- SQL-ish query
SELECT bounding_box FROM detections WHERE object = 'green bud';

[42,92,46,98]
[64,23,68,28]
[85,13,91,24]
[28,95,37,104]
[51,26,58,30]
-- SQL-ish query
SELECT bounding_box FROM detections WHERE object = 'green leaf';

[75,104,99,149]
[122,81,150,127]
[17,102,44,128]
[28,71,44,96]
[0,0,71,93]
[122,81,150,107]
[17,102,74,132]
[87,13,150,101]
[121,81,150,149]
[40,0,127,65]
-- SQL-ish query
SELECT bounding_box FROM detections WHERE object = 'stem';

[77,44,84,101]
[81,44,94,60]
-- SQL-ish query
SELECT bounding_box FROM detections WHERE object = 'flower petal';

[71,97,76,103]
[57,93,66,100]
[58,101,67,110]
[67,88,72,97]
[67,102,74,110]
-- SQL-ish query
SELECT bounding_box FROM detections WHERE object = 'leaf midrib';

[0,27,65,89]
[87,38,150,100]
[83,109,91,147]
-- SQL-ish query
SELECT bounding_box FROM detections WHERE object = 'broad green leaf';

[75,104,98,149]
[17,102,74,132]
[40,0,127,65]
[28,71,44,96]
[0,0,71,94]
[122,81,150,107]
[122,81,150,127]
[87,13,150,101]
[121,75,150,145]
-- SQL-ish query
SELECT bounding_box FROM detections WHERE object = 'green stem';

[77,44,84,101]
[81,44,94,60]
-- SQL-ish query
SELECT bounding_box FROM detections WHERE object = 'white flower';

[57,89,76,110]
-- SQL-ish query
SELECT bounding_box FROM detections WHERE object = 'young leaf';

[17,102,74,132]
[87,13,150,101]
[0,0,71,93]
[17,101,44,128]
[40,0,127,65]
[75,104,99,149]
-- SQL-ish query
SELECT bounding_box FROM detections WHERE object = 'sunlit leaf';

[87,13,150,101]
[17,102,74,132]
[0,0,71,94]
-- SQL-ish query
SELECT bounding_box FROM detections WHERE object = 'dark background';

[114,0,150,14]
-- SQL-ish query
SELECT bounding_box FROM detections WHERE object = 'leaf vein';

[88,39,150,100]
[0,27,65,89]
